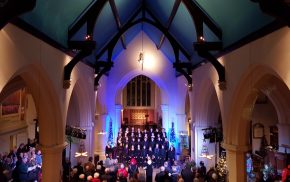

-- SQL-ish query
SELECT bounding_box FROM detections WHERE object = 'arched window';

[125,75,152,107]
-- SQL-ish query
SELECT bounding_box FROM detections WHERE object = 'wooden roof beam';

[182,0,222,40]
[0,0,36,30]
[68,0,107,39]
[109,0,126,49]
[157,0,181,49]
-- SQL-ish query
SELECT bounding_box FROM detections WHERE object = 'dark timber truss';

[64,0,225,90]
[252,0,290,27]
[0,0,36,30]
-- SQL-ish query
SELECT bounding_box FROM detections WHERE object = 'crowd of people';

[62,155,219,182]
[0,139,42,182]
[60,126,219,182]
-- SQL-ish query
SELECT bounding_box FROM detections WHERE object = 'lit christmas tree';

[107,121,113,144]
[216,155,228,182]
[170,122,176,143]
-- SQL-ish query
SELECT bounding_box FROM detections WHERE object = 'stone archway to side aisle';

[2,65,65,182]
[224,65,290,182]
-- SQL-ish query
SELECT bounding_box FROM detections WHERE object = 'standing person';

[62,157,71,182]
[117,143,124,163]
[181,163,194,182]
[123,144,129,165]
[147,147,154,160]
[153,144,160,168]
[128,158,139,180]
[105,143,112,158]
[141,145,148,167]
[171,160,181,182]
[282,164,290,182]
[136,145,142,165]
[155,166,172,182]
[168,145,176,166]
[198,161,206,181]
[143,159,153,182]
[117,163,128,182]
[129,145,136,162]
[246,152,254,181]
[84,156,95,177]
[160,145,166,168]
[17,157,38,182]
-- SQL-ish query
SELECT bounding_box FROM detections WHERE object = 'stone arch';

[193,77,221,167]
[7,64,64,147]
[0,76,26,102]
[226,64,290,146]
[67,73,95,160]
[194,78,221,127]
[1,63,64,181]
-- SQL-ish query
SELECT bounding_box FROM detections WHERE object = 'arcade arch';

[225,65,290,181]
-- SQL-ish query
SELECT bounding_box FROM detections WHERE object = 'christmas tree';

[216,155,228,182]
[170,122,176,143]
[108,121,113,144]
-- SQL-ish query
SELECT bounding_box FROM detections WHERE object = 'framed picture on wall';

[253,123,264,138]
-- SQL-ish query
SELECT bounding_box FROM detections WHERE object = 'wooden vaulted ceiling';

[1,0,285,89]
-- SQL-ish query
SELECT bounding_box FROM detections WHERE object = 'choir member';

[136,144,142,165]
[141,145,148,167]
[105,143,112,158]
[147,146,153,160]
[129,145,136,161]
[123,144,129,165]
[153,144,160,168]
[168,144,176,166]
[143,137,149,149]
[149,137,155,149]
[160,145,166,168]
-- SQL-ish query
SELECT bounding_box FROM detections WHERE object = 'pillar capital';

[115,104,123,110]
[40,142,67,155]
[161,104,168,111]
[221,142,251,153]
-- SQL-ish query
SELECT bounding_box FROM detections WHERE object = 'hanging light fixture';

[138,22,144,70]
[75,142,88,158]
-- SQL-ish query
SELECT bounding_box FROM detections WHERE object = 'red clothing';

[282,168,290,182]
[92,178,101,182]
[117,168,128,178]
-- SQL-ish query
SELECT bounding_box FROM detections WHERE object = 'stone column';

[176,114,186,132]
[41,143,66,182]
[94,114,107,160]
[161,104,169,132]
[222,143,250,182]
[277,123,290,153]
[115,104,123,141]
[191,122,195,161]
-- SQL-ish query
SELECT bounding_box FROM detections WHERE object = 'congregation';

[0,139,42,182]
[63,153,218,182]
[62,127,219,182]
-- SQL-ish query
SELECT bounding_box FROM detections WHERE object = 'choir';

[105,127,175,168]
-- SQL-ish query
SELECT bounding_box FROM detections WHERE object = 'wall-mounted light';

[97,130,107,135]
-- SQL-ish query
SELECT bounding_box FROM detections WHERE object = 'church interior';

[1,0,290,181]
